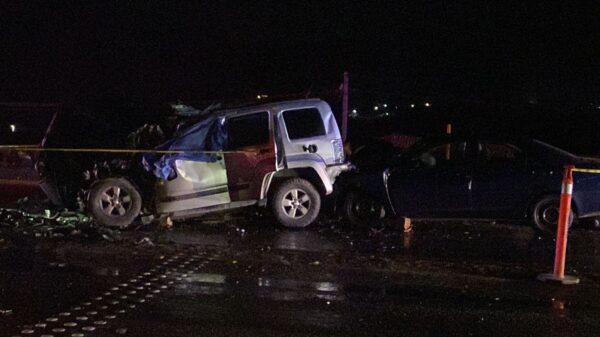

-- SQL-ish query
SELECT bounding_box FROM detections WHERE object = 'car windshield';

[0,109,56,145]
[399,137,446,160]
[531,139,575,158]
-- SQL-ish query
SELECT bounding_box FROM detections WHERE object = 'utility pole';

[341,71,349,142]
[445,123,452,160]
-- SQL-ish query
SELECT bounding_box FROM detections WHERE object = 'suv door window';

[282,108,325,140]
[227,112,269,150]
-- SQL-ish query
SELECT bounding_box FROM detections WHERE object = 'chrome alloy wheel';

[281,188,311,219]
[99,186,132,217]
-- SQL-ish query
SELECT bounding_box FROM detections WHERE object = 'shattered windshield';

[0,109,55,145]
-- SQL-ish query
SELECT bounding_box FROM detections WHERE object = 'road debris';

[0,208,121,243]
[135,237,155,247]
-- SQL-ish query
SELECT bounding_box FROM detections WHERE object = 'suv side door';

[223,111,275,202]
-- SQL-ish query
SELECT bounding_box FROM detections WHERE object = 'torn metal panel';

[142,116,228,180]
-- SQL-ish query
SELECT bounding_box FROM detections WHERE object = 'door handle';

[302,144,318,153]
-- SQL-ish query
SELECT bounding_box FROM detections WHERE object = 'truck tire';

[271,178,321,228]
[88,178,142,229]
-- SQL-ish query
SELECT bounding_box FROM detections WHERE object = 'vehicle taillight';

[332,139,345,164]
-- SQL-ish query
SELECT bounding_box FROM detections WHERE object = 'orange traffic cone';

[538,165,580,285]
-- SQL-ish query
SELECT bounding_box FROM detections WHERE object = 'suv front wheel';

[271,178,321,228]
[88,178,142,229]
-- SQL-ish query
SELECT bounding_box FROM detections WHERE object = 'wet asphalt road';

[3,216,600,337]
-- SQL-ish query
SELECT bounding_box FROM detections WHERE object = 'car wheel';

[271,178,320,228]
[88,178,142,229]
[531,195,573,233]
[343,191,386,227]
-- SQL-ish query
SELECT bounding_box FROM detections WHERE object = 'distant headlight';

[331,139,345,164]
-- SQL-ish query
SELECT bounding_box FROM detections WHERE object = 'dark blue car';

[340,136,600,232]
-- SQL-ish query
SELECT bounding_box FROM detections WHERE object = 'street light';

[424,102,431,107]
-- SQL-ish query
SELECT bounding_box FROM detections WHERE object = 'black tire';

[271,178,321,228]
[88,178,142,228]
[343,191,386,227]
[531,195,574,233]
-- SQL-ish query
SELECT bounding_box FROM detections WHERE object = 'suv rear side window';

[283,108,325,140]
[227,112,269,149]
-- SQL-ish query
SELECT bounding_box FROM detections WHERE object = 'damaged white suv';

[88,99,350,228]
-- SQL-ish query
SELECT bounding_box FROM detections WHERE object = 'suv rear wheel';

[88,178,142,229]
[271,178,320,228]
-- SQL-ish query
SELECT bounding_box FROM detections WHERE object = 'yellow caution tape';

[572,168,600,174]
[0,145,246,155]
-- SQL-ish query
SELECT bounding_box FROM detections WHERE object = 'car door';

[470,142,531,217]
[0,108,56,204]
[388,140,473,217]
[223,111,275,202]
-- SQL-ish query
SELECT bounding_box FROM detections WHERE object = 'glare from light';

[257,95,261,99]
[424,102,431,107]
[410,104,415,108]
[383,104,387,108]
[373,106,379,111]
[188,273,226,284]
[314,282,339,292]
[9,124,16,132]
[352,109,357,113]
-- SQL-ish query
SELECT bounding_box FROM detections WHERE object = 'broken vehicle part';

[0,208,120,242]
[142,115,227,180]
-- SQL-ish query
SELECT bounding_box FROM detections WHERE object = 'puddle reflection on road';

[255,277,344,302]
[273,230,341,252]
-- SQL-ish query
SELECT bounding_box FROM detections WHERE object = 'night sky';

[1,1,599,109]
